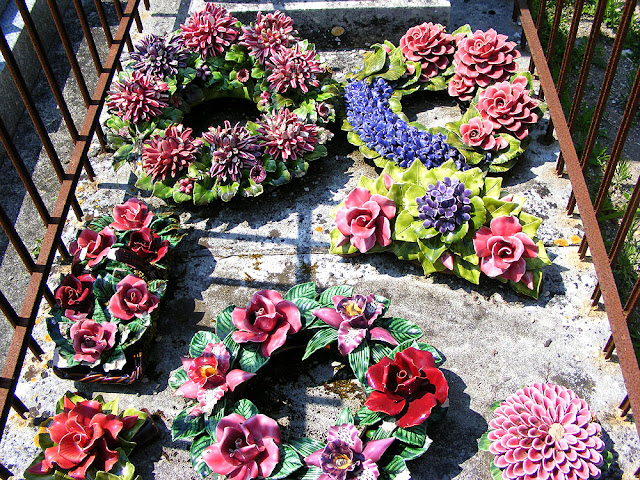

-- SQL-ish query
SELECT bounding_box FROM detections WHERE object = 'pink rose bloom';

[459,116,507,150]
[70,319,117,363]
[448,72,476,102]
[110,198,153,231]
[473,215,539,286]
[128,227,169,264]
[203,413,281,480]
[70,227,117,267]
[232,290,301,357]
[55,274,95,321]
[108,274,159,321]
[335,187,396,253]
[476,76,539,140]
[175,342,255,416]
[399,22,454,80]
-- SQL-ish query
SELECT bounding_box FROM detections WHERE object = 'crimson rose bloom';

[365,347,448,428]
[26,396,138,480]
[459,116,505,150]
[69,227,116,268]
[203,413,281,480]
[399,22,454,80]
[108,274,160,321]
[55,274,95,320]
[128,227,169,263]
[110,198,153,231]
[70,319,117,363]
[232,290,301,357]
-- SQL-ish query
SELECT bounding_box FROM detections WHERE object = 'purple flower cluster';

[344,78,466,169]
[417,177,472,233]
[129,34,189,79]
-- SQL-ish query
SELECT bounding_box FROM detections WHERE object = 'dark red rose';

[54,274,95,320]
[128,227,169,263]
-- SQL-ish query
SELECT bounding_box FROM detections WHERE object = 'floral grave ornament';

[480,383,611,480]
[169,283,447,479]
[47,199,183,382]
[329,160,552,298]
[24,392,150,480]
[343,24,546,173]
[105,5,339,205]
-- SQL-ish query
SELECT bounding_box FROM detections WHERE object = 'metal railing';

[517,0,640,474]
[0,0,146,476]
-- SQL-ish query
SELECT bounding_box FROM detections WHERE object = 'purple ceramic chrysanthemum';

[129,33,188,79]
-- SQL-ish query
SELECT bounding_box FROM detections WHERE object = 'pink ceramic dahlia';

[142,125,202,181]
[476,76,539,141]
[266,42,323,94]
[257,108,318,162]
[399,22,454,80]
[180,4,239,59]
[106,71,169,124]
[239,10,298,65]
[488,383,605,480]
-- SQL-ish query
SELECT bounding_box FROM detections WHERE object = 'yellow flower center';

[333,454,352,470]
[344,302,362,317]
[198,365,217,378]
[548,423,565,441]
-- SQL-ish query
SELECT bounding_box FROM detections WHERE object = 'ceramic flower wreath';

[104,5,339,205]
[342,23,547,173]
[168,283,449,479]
[47,199,182,381]
[328,159,552,298]
[479,383,612,480]
[24,392,150,480]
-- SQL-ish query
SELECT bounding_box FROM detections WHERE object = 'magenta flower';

[488,383,605,480]
[476,76,539,141]
[203,413,281,480]
[239,10,297,65]
[305,423,395,480]
[257,108,318,162]
[69,227,116,268]
[399,22,454,80]
[312,294,397,355]
[142,124,202,181]
[106,71,169,124]
[447,72,476,102]
[180,4,239,59]
[175,342,255,416]
[365,347,448,428]
[316,101,334,121]
[202,121,262,183]
[236,68,250,83]
[231,290,301,357]
[108,274,160,321]
[110,198,154,231]
[128,227,169,264]
[473,215,538,286]
[55,274,95,321]
[334,187,396,253]
[70,319,117,364]
[459,116,505,150]
[266,42,323,94]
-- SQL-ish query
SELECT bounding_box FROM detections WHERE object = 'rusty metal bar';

[0,1,141,476]
[517,0,640,461]
[72,0,103,75]
[528,0,547,73]
[112,0,134,51]
[0,290,42,358]
[566,0,638,214]
[556,0,608,174]
[94,0,114,46]
[624,276,640,319]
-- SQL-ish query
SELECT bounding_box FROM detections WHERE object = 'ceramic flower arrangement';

[169,283,447,479]
[24,392,150,480]
[329,160,551,298]
[104,5,339,205]
[47,199,182,382]
[342,23,546,173]
[480,383,612,480]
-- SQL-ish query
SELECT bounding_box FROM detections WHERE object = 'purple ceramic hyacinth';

[416,177,472,233]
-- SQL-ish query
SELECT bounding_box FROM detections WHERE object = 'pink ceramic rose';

[108,274,159,320]
[232,290,301,357]
[128,227,169,263]
[110,198,154,231]
[473,215,539,287]
[399,22,454,80]
[335,187,396,254]
[70,319,117,363]
[448,72,476,102]
[459,116,507,150]
[69,227,117,267]
[203,413,281,480]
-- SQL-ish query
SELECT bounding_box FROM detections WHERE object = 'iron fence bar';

[0,27,83,221]
[517,0,640,468]
[0,290,42,358]
[556,0,608,174]
[0,0,141,475]
[72,0,103,75]
[94,0,115,46]
[112,0,134,51]
[624,276,640,319]
[528,0,546,74]
[566,0,638,214]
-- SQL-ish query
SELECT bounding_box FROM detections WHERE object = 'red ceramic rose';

[128,227,169,264]
[110,198,154,231]
[232,290,301,357]
[26,396,138,480]
[203,413,281,480]
[365,347,448,428]
[70,319,117,363]
[459,116,506,150]
[55,274,95,320]
[69,227,116,268]
[108,274,160,321]
[399,22,454,80]
[473,215,538,287]
[334,187,396,254]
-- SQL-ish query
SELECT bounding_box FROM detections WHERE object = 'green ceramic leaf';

[360,145,381,160]
[478,431,492,451]
[329,227,359,255]
[347,131,365,146]
[519,212,543,238]
[354,45,387,79]
[292,297,321,327]
[452,257,481,284]
[172,409,205,440]
[193,179,216,205]
[336,407,355,426]
[151,179,174,199]
[418,238,447,264]
[318,285,354,306]
[370,343,394,363]
[168,367,188,390]
[232,399,260,418]
[441,222,469,244]
[284,282,316,301]
[490,459,503,480]
[269,444,303,480]
[392,210,419,243]
[377,317,423,343]
[299,466,322,480]
[469,196,487,230]
[289,437,325,458]
[348,340,370,385]
[204,399,227,439]
[393,422,427,446]
[303,328,338,360]
[415,342,444,366]
[237,343,269,373]
[190,433,214,478]
[355,405,383,426]
[215,306,236,343]
[189,331,221,357]
[483,177,503,199]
